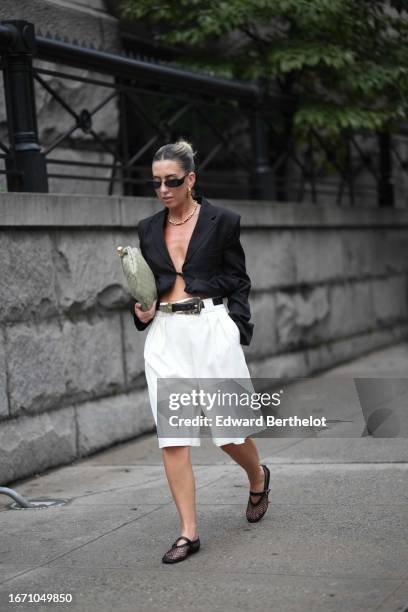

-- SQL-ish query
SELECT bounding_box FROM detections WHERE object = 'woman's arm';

[223,216,254,346]
[129,297,157,331]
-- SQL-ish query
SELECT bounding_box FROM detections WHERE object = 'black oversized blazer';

[129,193,254,346]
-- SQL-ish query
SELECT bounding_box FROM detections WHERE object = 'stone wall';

[0,1,119,51]
[1,193,407,483]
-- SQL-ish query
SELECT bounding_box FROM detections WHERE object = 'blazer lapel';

[184,195,219,264]
[153,194,219,271]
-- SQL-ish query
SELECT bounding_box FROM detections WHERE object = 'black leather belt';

[158,296,223,314]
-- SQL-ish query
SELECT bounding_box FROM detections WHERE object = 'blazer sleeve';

[224,215,254,346]
[128,222,157,332]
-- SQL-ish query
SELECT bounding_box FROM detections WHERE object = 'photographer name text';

[168,415,327,427]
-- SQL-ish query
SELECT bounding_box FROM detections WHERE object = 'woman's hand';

[134,298,157,323]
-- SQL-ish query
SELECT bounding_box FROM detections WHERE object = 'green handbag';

[117,245,157,311]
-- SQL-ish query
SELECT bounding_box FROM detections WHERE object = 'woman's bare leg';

[219,437,266,503]
[161,446,199,540]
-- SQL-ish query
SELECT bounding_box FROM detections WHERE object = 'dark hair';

[152,138,197,175]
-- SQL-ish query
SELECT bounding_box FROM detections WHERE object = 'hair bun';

[152,139,197,173]
[174,139,196,158]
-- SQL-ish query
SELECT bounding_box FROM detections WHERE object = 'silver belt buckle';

[193,298,203,314]
[159,303,172,313]
[176,297,203,315]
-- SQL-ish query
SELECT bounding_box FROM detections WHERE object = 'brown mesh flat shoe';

[162,536,201,564]
[246,464,271,523]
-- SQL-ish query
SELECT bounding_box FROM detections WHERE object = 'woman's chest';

[163,217,199,263]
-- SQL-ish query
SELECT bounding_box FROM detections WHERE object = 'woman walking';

[130,139,270,563]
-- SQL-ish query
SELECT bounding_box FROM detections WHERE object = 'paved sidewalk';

[1,343,408,612]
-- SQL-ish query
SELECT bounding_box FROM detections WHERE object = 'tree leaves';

[119,0,408,134]
[294,102,404,137]
[266,43,356,74]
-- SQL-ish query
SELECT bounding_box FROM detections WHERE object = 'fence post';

[378,131,394,207]
[0,20,48,192]
[249,79,275,200]
[250,111,276,200]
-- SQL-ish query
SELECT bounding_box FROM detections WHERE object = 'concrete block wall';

[0,193,407,483]
[234,199,408,378]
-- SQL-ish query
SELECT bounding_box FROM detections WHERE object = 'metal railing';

[0,18,406,205]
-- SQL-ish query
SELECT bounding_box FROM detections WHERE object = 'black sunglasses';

[145,173,189,190]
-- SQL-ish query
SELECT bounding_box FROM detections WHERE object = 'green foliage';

[294,103,405,137]
[119,0,408,135]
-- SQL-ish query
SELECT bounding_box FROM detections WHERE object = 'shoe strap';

[172,536,192,548]
[249,465,270,496]
[249,488,270,496]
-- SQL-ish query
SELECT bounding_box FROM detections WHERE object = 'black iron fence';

[0,18,406,205]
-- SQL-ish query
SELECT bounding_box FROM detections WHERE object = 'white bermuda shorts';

[144,297,261,448]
